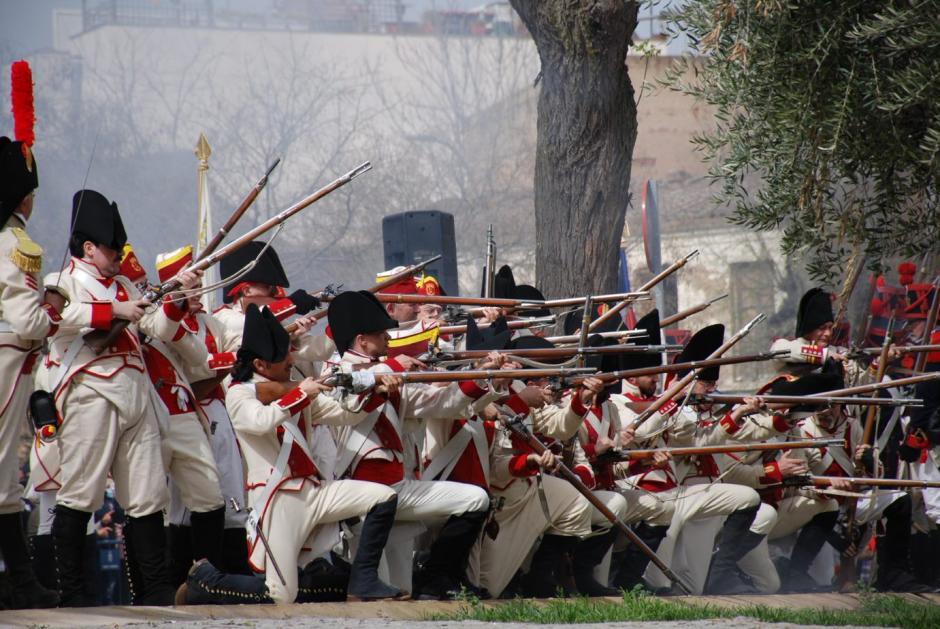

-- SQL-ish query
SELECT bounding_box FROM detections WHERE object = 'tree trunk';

[510,0,639,298]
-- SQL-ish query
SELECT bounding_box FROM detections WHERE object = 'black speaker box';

[382,210,458,294]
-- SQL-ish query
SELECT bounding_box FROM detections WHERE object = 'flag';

[195,133,218,310]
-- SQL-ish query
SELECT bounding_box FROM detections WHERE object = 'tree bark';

[510,0,639,298]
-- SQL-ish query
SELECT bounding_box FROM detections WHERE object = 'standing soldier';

[0,100,62,607]
[48,190,201,606]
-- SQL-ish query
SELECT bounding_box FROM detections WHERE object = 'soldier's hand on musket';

[828,477,855,491]
[651,450,672,469]
[113,298,150,322]
[619,425,636,448]
[854,443,872,463]
[392,355,426,371]
[479,307,502,323]
[375,374,404,396]
[579,377,605,406]
[596,435,615,455]
[776,451,808,478]
[174,268,204,290]
[527,449,558,472]
[731,396,766,421]
[290,314,317,339]
[299,376,332,399]
[516,385,552,409]
[886,344,902,361]
[476,351,508,371]
[493,360,522,391]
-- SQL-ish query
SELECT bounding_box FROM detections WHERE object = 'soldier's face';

[417,304,442,322]
[84,242,121,277]
[356,330,390,358]
[387,302,418,323]
[253,352,293,382]
[238,283,277,309]
[629,375,658,397]
[807,322,834,347]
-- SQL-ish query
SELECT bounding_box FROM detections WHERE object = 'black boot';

[781,510,837,593]
[572,529,619,596]
[29,534,56,591]
[347,497,401,600]
[0,513,58,609]
[52,505,92,607]
[611,523,668,591]
[704,506,763,595]
[413,509,487,600]
[124,512,176,605]
[221,528,251,575]
[190,507,225,567]
[166,524,193,588]
[176,559,272,605]
[295,557,348,602]
[523,534,579,598]
[873,495,935,593]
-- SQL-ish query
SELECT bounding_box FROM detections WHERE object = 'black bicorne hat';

[675,324,725,380]
[465,315,512,351]
[221,241,290,304]
[770,372,844,413]
[796,288,834,338]
[564,304,622,336]
[493,264,516,299]
[327,290,399,356]
[0,137,38,227]
[618,309,662,371]
[71,189,127,252]
[241,303,291,363]
[513,284,550,318]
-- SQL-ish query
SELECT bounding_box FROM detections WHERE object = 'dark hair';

[68,232,91,257]
[231,348,258,383]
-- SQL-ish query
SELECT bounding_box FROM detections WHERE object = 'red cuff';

[162,297,186,322]
[772,413,791,433]
[208,352,236,370]
[267,298,296,321]
[41,303,61,337]
[569,391,589,416]
[574,464,595,489]
[905,432,930,450]
[719,413,741,435]
[800,344,824,364]
[503,393,530,416]
[659,399,678,416]
[90,302,112,329]
[273,387,311,413]
[509,454,537,477]
[383,357,407,373]
[458,379,487,399]
[759,461,783,485]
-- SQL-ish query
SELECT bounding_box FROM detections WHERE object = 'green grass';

[431,589,940,628]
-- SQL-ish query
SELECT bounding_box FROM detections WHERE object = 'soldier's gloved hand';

[288,290,321,315]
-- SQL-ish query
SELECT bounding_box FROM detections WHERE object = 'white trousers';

[163,411,224,517]
[0,358,32,513]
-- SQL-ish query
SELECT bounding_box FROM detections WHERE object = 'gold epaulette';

[10,227,43,273]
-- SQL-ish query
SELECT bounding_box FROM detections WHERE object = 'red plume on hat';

[898,261,917,287]
[11,60,35,147]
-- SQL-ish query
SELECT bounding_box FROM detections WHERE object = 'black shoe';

[572,529,620,596]
[703,506,763,595]
[177,559,272,605]
[52,505,92,607]
[295,558,347,602]
[346,497,402,600]
[125,512,176,605]
[611,523,668,591]
[0,513,58,609]
[522,534,578,598]
[412,509,488,600]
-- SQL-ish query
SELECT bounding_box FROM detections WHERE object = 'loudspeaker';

[382,210,458,295]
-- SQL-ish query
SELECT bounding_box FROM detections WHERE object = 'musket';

[660,294,728,328]
[323,367,596,387]
[686,393,920,408]
[229,498,286,586]
[577,296,593,369]
[290,254,444,329]
[807,372,940,398]
[589,250,699,332]
[595,438,843,466]
[500,413,693,594]
[546,330,648,344]
[914,278,940,373]
[565,350,789,385]
[539,292,651,309]
[425,344,682,365]
[195,158,280,262]
[862,318,895,446]
[437,315,556,336]
[483,224,496,298]
[850,344,940,357]
[86,162,372,354]
[630,313,766,427]
[785,475,940,490]
[324,294,548,308]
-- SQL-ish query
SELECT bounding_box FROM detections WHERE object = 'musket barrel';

[700,394,921,407]
[606,438,842,461]
[380,367,595,384]
[809,475,940,489]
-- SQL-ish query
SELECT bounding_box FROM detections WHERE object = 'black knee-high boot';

[190,507,225,567]
[523,534,579,598]
[572,529,619,596]
[52,505,92,607]
[346,497,401,600]
[413,509,488,600]
[124,512,176,605]
[781,510,837,592]
[611,523,668,591]
[0,513,58,609]
[704,506,763,595]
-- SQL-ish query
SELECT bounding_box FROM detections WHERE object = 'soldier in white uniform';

[49,190,201,606]
[0,133,61,608]
[327,290,496,599]
[177,304,402,604]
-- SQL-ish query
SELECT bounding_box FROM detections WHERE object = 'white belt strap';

[48,335,86,394]
[334,401,400,479]
[72,267,118,302]
[423,421,489,484]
